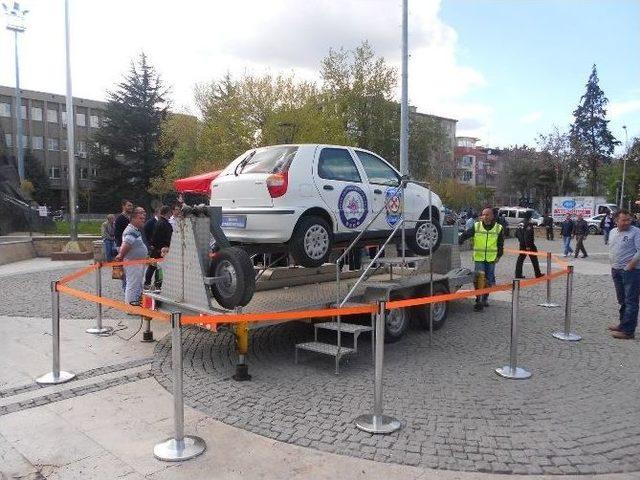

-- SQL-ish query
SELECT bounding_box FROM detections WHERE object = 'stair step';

[295,342,355,357]
[315,322,373,334]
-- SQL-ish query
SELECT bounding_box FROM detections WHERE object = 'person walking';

[600,212,615,245]
[459,207,504,311]
[515,211,543,279]
[115,207,148,306]
[561,213,575,257]
[573,214,589,258]
[607,210,640,340]
[542,212,554,240]
[100,214,117,262]
[144,205,173,290]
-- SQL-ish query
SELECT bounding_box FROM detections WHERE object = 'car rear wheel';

[407,218,442,256]
[208,247,256,309]
[290,216,333,268]
[411,283,449,331]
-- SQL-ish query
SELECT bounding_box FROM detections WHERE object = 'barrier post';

[538,252,560,308]
[154,312,206,462]
[355,300,401,434]
[141,294,154,342]
[552,265,581,341]
[495,279,532,379]
[86,262,111,334]
[36,281,76,385]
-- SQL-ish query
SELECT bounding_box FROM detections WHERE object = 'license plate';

[221,214,247,229]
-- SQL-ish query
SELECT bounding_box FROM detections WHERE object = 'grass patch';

[54,220,102,236]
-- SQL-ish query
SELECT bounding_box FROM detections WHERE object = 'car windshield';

[237,146,298,174]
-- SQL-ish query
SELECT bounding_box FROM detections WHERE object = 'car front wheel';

[290,216,333,268]
[407,218,442,256]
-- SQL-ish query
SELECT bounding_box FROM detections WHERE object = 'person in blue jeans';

[608,210,640,340]
[561,213,574,257]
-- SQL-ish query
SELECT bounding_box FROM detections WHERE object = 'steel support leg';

[495,279,532,379]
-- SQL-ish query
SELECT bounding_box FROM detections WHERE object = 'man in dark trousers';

[600,211,615,245]
[144,205,173,289]
[114,199,133,248]
[459,207,504,311]
[561,213,575,257]
[542,212,554,240]
[573,213,589,258]
[515,211,543,279]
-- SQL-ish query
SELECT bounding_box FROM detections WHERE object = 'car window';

[238,146,298,174]
[517,211,526,218]
[508,210,516,218]
[354,150,400,186]
[318,148,361,183]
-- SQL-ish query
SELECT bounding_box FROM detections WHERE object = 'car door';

[353,149,403,233]
[313,146,370,235]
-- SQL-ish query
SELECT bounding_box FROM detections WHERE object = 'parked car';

[210,144,444,267]
[585,214,605,235]
[498,207,543,228]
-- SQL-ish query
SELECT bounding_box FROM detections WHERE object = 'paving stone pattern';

[153,264,640,475]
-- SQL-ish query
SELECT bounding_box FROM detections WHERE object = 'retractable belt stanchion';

[495,279,532,379]
[36,281,76,385]
[86,262,111,334]
[552,265,582,341]
[538,252,560,308]
[355,300,401,434]
[141,295,154,343]
[154,312,206,462]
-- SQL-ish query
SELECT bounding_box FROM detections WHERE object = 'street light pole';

[399,0,409,176]
[3,2,28,182]
[620,125,628,209]
[64,0,78,241]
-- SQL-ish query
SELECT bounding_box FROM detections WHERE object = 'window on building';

[48,166,61,179]
[61,111,67,126]
[47,109,58,123]
[0,103,11,117]
[90,115,99,128]
[101,145,109,155]
[48,138,59,151]
[77,141,87,154]
[461,171,473,182]
[76,113,86,126]
[31,107,43,122]
[61,138,67,151]
[91,167,97,177]
[80,167,88,179]
[4,133,12,147]
[20,105,26,119]
[32,136,43,150]
[21,135,28,148]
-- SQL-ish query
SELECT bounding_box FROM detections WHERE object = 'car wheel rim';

[386,308,406,335]
[304,225,329,260]
[432,301,446,323]
[416,222,438,250]
[215,260,237,297]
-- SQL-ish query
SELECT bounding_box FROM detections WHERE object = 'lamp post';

[620,125,628,209]
[64,0,78,241]
[2,1,28,182]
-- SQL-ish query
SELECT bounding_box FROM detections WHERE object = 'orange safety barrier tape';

[58,263,100,284]
[505,248,553,258]
[101,258,164,268]
[57,283,170,320]
[182,303,377,326]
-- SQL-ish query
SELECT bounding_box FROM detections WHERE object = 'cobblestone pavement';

[152,247,640,476]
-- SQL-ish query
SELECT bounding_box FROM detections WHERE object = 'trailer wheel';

[411,283,449,331]
[208,247,256,309]
[384,292,410,343]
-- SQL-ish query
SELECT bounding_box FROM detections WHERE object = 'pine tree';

[92,53,168,211]
[569,65,619,195]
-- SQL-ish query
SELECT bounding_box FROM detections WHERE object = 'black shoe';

[515,275,526,279]
[582,255,588,258]
[473,303,483,312]
[535,273,544,278]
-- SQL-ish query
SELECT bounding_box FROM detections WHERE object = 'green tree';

[92,53,169,211]
[409,114,450,182]
[569,65,619,195]
[537,126,578,195]
[499,146,542,206]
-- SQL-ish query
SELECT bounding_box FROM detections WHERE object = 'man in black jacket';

[144,205,173,289]
[515,211,543,279]
[542,212,554,240]
[114,199,133,248]
[561,214,575,257]
[573,214,589,258]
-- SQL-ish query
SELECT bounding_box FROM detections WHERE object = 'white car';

[210,144,444,267]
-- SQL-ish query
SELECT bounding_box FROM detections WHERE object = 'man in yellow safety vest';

[459,207,505,311]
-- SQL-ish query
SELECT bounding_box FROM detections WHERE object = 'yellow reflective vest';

[473,221,503,262]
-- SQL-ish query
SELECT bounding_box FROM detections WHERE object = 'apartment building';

[0,85,106,205]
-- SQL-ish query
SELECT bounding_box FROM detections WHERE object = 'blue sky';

[0,1,636,154]
[441,0,640,151]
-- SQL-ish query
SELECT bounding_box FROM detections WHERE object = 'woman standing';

[101,214,117,261]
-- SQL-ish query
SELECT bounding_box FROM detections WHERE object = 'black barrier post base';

[232,363,251,382]
[142,330,154,342]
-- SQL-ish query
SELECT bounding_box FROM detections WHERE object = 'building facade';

[454,136,502,190]
[0,85,106,206]
[411,109,457,179]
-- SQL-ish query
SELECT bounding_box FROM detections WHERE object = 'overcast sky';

[1,0,638,151]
